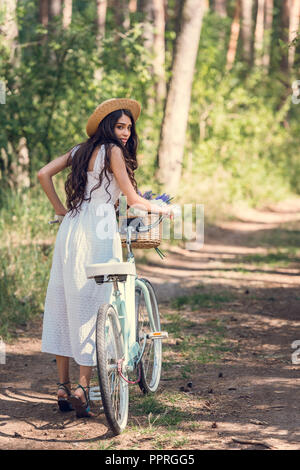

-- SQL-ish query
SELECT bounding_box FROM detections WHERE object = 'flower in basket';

[126,190,173,217]
[137,190,172,204]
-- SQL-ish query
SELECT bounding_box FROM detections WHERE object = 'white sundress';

[41,144,122,366]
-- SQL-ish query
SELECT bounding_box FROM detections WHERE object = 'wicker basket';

[118,212,163,249]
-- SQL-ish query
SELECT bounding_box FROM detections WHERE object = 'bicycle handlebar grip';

[136,215,164,233]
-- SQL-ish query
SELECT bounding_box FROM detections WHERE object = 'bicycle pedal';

[146,331,169,340]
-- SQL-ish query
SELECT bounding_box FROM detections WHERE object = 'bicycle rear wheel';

[135,279,162,394]
[96,303,129,435]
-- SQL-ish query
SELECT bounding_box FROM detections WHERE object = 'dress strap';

[93,144,105,174]
[71,144,81,159]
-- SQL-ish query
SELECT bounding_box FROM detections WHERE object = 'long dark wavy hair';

[65,109,139,217]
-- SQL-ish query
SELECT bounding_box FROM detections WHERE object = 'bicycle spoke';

[136,280,162,393]
[144,341,154,379]
[96,304,128,435]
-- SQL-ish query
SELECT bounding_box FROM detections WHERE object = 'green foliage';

[0,2,154,184]
[179,10,300,215]
[1,1,300,335]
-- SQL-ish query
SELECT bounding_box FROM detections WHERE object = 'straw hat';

[86,98,141,137]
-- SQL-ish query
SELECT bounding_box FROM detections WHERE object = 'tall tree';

[1,0,18,63]
[213,0,227,17]
[49,0,62,20]
[254,0,265,66]
[262,0,273,72]
[288,0,300,69]
[62,0,72,29]
[156,0,204,194]
[96,0,107,48]
[39,0,49,27]
[139,0,154,50]
[280,0,290,73]
[94,0,108,82]
[241,0,253,64]
[129,0,137,13]
[213,0,227,44]
[114,0,130,30]
[226,0,241,71]
[1,0,30,188]
[38,0,49,44]
[153,0,166,104]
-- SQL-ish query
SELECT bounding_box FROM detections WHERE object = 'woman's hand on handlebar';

[159,205,175,221]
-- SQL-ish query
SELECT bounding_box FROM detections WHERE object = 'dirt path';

[1,198,300,450]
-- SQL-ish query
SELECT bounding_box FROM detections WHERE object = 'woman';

[37,98,173,418]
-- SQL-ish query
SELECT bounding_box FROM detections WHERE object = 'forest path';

[1,197,300,450]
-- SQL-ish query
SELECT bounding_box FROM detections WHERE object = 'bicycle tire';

[96,303,129,435]
[135,279,162,394]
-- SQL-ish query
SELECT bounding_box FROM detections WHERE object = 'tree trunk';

[254,0,265,66]
[10,137,30,189]
[153,0,166,104]
[262,0,273,72]
[96,0,107,47]
[0,1,30,189]
[213,0,227,44]
[213,0,227,17]
[39,0,49,27]
[138,0,155,120]
[140,0,154,50]
[114,0,130,30]
[38,0,49,44]
[156,0,204,194]
[226,0,241,71]
[203,0,209,12]
[129,0,137,13]
[280,0,290,73]
[49,0,62,19]
[288,0,300,69]
[62,0,72,29]
[241,0,253,64]
[1,0,19,63]
[94,0,107,82]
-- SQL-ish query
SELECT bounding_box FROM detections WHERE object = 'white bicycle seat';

[85,258,136,279]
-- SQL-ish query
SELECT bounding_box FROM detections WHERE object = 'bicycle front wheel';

[96,304,129,435]
[135,279,162,394]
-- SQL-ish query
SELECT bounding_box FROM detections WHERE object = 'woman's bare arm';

[110,146,172,216]
[37,150,72,215]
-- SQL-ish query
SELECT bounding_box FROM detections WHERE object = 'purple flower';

[138,189,173,204]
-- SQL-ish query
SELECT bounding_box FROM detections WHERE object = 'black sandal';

[69,384,92,418]
[57,381,73,412]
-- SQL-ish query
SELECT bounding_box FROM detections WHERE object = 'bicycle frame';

[108,243,155,372]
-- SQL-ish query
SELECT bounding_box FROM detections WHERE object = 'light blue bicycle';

[84,212,169,435]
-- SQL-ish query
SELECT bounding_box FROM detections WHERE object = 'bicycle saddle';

[85,258,136,279]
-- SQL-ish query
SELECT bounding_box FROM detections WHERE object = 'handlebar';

[119,213,167,236]
[136,215,164,233]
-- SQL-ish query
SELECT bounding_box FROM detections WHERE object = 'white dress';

[41,144,122,366]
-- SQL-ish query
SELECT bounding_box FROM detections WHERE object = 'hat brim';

[86,98,141,137]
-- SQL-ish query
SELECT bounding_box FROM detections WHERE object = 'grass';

[170,286,235,311]
[240,249,300,267]
[0,242,53,339]
[170,321,231,365]
[96,441,117,450]
[0,181,64,339]
[260,227,300,249]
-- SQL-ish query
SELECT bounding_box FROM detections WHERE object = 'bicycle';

[87,211,170,434]
[49,211,169,435]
